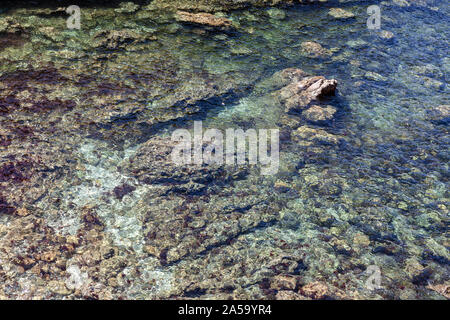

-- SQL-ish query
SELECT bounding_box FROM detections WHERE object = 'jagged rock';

[275,70,337,113]
[175,11,233,28]
[302,105,337,124]
[301,41,332,58]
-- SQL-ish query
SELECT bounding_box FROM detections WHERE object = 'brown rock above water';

[275,72,338,113]
[176,11,233,28]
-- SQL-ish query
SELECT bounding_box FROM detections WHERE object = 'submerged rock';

[0,17,28,50]
[422,77,444,90]
[328,8,355,19]
[393,0,411,6]
[38,26,59,41]
[302,105,337,124]
[301,41,332,58]
[270,274,298,290]
[267,8,286,20]
[276,290,309,300]
[379,30,395,39]
[300,281,329,299]
[275,68,308,84]
[292,126,342,146]
[364,71,388,82]
[148,0,297,13]
[175,11,233,28]
[426,283,450,299]
[254,68,308,94]
[114,2,140,13]
[93,29,157,49]
[0,17,26,35]
[120,135,280,264]
[427,105,450,124]
[393,0,433,7]
[412,64,443,78]
[124,136,226,187]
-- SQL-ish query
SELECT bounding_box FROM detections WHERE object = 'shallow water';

[0,1,448,299]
